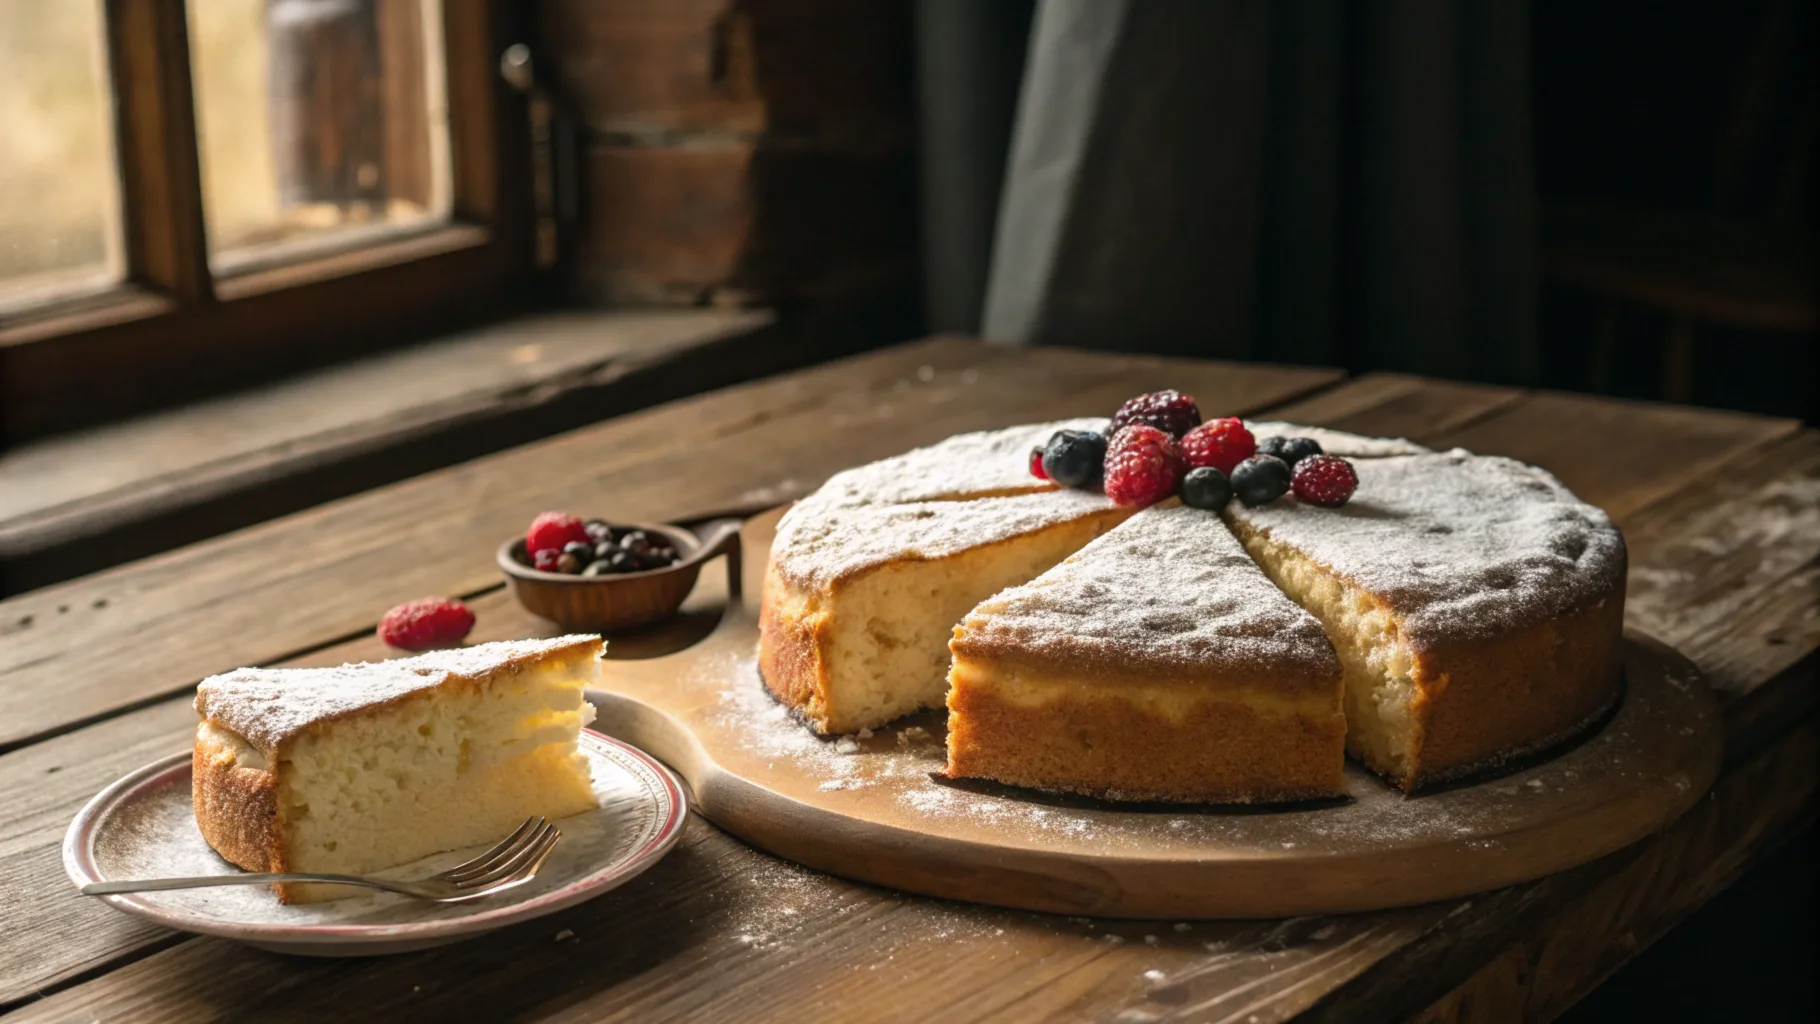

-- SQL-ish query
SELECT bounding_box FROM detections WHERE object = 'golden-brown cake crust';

[944,672,1346,803]
[1403,584,1625,787]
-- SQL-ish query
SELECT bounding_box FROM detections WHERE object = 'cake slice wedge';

[1223,451,1626,790]
[193,635,602,902]
[947,503,1346,803]
[760,488,1136,734]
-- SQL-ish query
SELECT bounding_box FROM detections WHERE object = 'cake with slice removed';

[759,488,1135,733]
[1223,450,1626,790]
[192,635,602,902]
[946,503,1346,802]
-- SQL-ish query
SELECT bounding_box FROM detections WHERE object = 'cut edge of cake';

[1222,453,1627,790]
[759,492,1136,734]
[945,504,1348,804]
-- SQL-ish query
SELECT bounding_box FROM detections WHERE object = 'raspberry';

[1103,425,1185,506]
[532,548,562,572]
[1292,455,1358,507]
[379,597,475,651]
[1109,390,1202,439]
[1180,417,1257,475]
[1029,446,1049,481]
[526,512,589,556]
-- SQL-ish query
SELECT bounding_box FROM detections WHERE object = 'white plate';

[63,730,687,956]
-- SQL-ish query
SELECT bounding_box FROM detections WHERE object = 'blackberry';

[1231,455,1292,506]
[1040,429,1107,488]
[1109,390,1202,439]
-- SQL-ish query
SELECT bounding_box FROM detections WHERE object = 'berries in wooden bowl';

[500,512,738,632]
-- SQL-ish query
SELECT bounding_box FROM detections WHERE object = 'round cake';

[758,417,1626,801]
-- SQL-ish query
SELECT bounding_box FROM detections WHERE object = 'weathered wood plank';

[1398,714,1820,1024]
[0,309,777,594]
[0,339,1340,753]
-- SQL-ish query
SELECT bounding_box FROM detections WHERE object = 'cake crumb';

[1173,922,1191,932]
[1143,934,1160,946]
[554,929,574,942]
[834,737,861,755]
[857,727,874,739]
[1143,969,1166,982]
[1102,933,1126,944]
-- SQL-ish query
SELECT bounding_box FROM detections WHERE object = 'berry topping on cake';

[1291,454,1358,506]
[1040,429,1107,488]
[1109,390,1202,439]
[1257,434,1324,467]
[1028,446,1050,481]
[1103,425,1186,506]
[526,512,589,556]
[378,597,476,651]
[1230,454,1292,507]
[1180,417,1257,475]
[1180,466,1233,509]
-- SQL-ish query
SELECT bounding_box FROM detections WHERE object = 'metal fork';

[81,816,563,902]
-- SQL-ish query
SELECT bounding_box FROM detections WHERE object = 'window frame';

[0,0,537,444]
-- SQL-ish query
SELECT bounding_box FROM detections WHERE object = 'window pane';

[0,0,120,310]
[188,0,452,271]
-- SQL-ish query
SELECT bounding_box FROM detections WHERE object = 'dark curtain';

[978,0,1540,384]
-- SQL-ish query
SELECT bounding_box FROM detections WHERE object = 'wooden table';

[3,338,1815,1021]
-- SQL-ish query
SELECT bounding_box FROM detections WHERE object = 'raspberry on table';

[1292,455,1358,507]
[1029,446,1049,481]
[526,512,590,556]
[379,597,476,651]
[1103,424,1185,506]
[1109,390,1202,439]
[1180,417,1257,475]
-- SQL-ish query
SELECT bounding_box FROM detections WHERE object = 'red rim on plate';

[63,730,687,946]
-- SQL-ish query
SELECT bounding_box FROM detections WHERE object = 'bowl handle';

[684,519,744,602]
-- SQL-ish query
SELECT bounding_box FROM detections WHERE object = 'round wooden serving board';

[589,508,1723,919]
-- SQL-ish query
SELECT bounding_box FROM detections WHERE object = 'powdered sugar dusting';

[770,488,1124,588]
[954,504,1339,686]
[195,635,601,752]
[1227,450,1625,646]
[811,417,1105,508]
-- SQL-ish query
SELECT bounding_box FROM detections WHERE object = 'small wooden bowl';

[498,521,741,632]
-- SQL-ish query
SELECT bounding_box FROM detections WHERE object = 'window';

[0,1,533,443]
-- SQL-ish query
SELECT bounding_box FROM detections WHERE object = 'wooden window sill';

[0,307,777,595]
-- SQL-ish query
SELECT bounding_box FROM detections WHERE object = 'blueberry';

[582,559,612,577]
[636,548,674,570]
[583,520,613,543]
[562,541,594,559]
[607,550,637,573]
[1258,435,1323,467]
[1231,455,1292,506]
[1181,467,1233,509]
[1040,430,1107,488]
[594,540,620,560]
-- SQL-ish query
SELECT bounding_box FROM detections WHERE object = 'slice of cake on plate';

[760,488,1135,733]
[193,635,602,903]
[946,503,1346,803]
[1223,450,1626,790]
